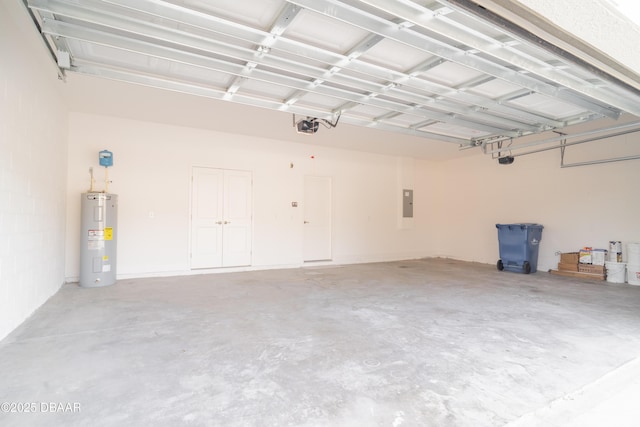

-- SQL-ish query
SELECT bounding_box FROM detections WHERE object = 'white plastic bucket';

[606,261,626,284]
[627,265,640,286]
[628,243,640,265]
[609,241,622,262]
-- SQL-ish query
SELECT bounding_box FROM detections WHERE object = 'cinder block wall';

[0,2,68,340]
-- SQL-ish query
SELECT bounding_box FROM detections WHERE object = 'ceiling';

[24,0,640,150]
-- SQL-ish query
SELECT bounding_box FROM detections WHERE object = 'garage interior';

[2,0,640,425]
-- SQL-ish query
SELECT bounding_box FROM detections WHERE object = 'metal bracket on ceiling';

[56,49,71,69]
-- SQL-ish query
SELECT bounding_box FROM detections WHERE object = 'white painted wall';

[65,111,640,280]
[432,122,640,272]
[0,2,68,340]
[65,113,439,281]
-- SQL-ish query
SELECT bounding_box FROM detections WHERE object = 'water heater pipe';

[89,167,95,192]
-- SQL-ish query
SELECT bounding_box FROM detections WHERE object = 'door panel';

[303,175,332,261]
[191,168,223,269]
[191,168,252,269]
[222,170,252,267]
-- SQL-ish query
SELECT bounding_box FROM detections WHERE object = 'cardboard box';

[591,249,607,266]
[579,248,592,264]
[550,269,605,281]
[558,262,579,272]
[579,264,605,274]
[560,252,580,264]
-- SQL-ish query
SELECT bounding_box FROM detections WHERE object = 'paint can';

[605,261,626,284]
[627,243,640,265]
[609,241,622,262]
[627,265,640,286]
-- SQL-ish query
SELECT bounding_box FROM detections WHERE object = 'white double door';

[191,167,252,269]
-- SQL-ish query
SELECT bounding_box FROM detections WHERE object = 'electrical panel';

[403,189,413,218]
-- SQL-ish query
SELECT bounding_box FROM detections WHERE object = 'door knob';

[304,221,310,224]
[215,221,223,225]
[224,221,231,224]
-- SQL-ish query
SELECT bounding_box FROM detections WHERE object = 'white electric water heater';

[79,192,118,287]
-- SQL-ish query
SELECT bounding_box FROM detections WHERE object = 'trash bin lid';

[496,223,543,229]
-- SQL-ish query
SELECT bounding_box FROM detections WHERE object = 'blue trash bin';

[496,223,543,274]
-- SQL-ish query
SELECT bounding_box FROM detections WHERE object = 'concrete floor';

[1,258,640,426]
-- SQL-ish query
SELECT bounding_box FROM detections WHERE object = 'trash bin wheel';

[523,261,531,274]
[497,260,504,271]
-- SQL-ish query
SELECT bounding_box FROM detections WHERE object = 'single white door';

[303,175,332,261]
[191,167,224,269]
[222,170,252,267]
[191,167,252,269]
